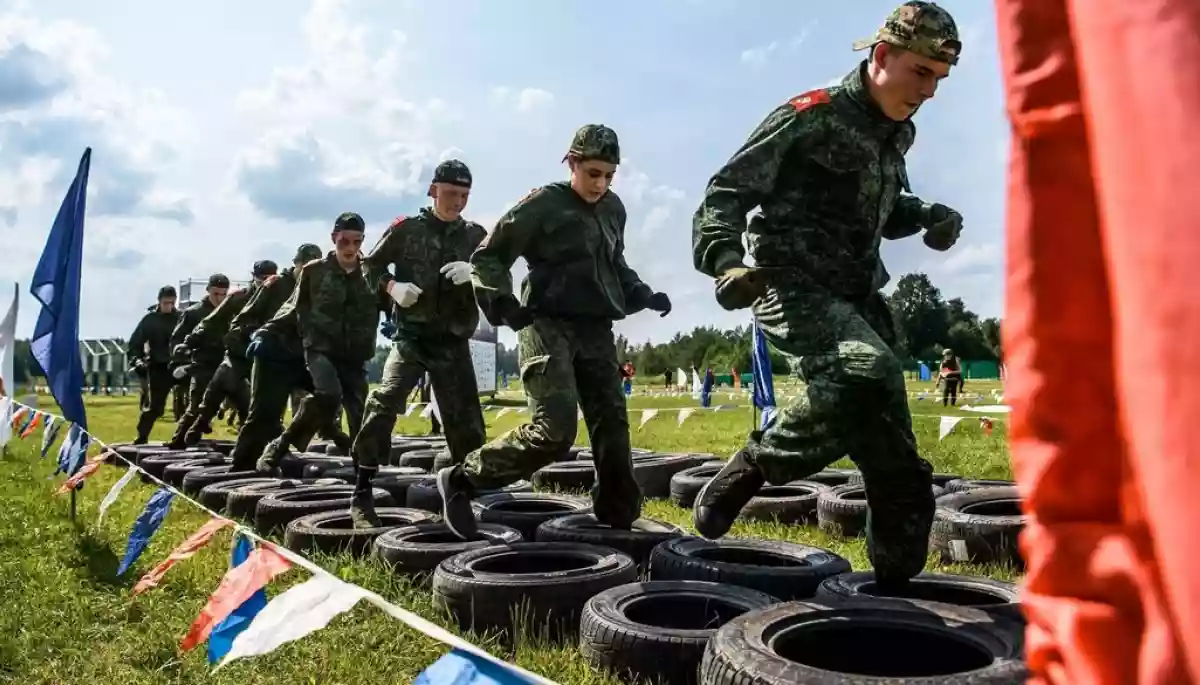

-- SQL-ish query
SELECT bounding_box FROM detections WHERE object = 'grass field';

[0,379,1014,685]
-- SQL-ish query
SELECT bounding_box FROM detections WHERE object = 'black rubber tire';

[740,481,829,524]
[225,479,314,519]
[580,580,780,685]
[668,461,726,508]
[634,454,706,498]
[648,537,850,601]
[105,443,140,465]
[931,486,1027,567]
[282,507,438,556]
[181,465,260,496]
[799,468,858,488]
[196,438,236,456]
[255,484,395,534]
[405,478,535,513]
[472,492,593,539]
[431,450,456,473]
[432,541,637,639]
[279,453,342,479]
[849,471,962,488]
[162,455,229,488]
[534,514,685,566]
[699,598,1027,684]
[197,477,281,513]
[943,478,1017,494]
[307,441,328,454]
[387,440,435,465]
[301,457,355,478]
[398,449,440,471]
[816,483,869,537]
[532,461,595,492]
[319,465,427,483]
[815,570,1024,626]
[137,450,206,480]
[323,443,347,456]
[374,522,524,573]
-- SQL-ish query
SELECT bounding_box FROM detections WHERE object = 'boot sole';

[436,467,476,541]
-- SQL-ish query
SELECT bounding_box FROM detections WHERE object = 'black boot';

[692,449,765,539]
[255,437,288,475]
[349,465,382,529]
[436,465,479,540]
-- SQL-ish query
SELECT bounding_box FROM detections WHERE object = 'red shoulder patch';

[262,274,279,286]
[389,215,407,229]
[788,89,831,113]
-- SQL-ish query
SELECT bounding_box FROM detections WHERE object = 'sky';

[0,0,1007,351]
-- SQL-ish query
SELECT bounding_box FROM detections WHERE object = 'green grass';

[0,380,1014,684]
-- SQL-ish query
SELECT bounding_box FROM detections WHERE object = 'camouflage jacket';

[471,181,654,323]
[264,252,378,362]
[364,208,486,339]
[225,267,299,358]
[127,308,180,365]
[170,298,217,364]
[184,285,259,364]
[692,61,935,301]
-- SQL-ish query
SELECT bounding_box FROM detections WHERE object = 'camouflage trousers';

[168,362,218,445]
[279,350,366,458]
[750,288,933,583]
[464,318,641,526]
[182,357,251,444]
[352,335,485,469]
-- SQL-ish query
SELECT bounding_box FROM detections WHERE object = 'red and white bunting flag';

[132,517,234,596]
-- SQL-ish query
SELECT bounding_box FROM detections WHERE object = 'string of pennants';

[0,396,553,685]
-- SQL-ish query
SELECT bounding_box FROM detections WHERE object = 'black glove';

[495,296,534,332]
[646,292,671,317]
[923,203,962,251]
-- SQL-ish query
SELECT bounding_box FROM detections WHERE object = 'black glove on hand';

[646,292,672,317]
[923,203,963,251]
[495,296,534,332]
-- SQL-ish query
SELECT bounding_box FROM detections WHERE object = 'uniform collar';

[841,61,907,135]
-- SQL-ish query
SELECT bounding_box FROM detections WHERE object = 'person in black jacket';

[128,286,181,444]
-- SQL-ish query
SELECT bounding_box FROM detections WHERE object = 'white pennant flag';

[938,416,964,441]
[0,397,10,448]
[638,408,659,430]
[98,464,139,523]
[404,403,421,417]
[495,407,512,419]
[677,408,697,426]
[214,573,368,671]
[577,408,583,421]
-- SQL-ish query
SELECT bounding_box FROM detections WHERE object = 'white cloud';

[490,86,555,114]
[740,42,778,68]
[938,242,1001,275]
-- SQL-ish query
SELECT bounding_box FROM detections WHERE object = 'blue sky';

[0,0,1005,350]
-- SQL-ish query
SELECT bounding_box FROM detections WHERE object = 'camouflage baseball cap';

[252,260,279,278]
[853,1,961,65]
[293,243,322,263]
[334,211,365,232]
[564,124,620,164]
[432,159,472,188]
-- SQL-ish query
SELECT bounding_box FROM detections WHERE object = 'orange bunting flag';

[132,517,234,596]
[90,449,116,464]
[9,405,28,428]
[180,544,292,651]
[55,461,102,494]
[19,412,42,438]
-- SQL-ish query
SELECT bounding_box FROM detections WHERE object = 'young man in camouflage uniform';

[225,244,325,471]
[166,274,229,445]
[168,260,279,448]
[350,161,488,527]
[690,1,964,591]
[128,285,181,444]
[437,125,672,540]
[256,213,378,478]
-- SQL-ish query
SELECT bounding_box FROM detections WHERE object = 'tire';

[324,443,347,456]
[634,454,705,498]
[319,465,427,483]
[301,457,355,478]
[943,478,1016,494]
[740,481,829,525]
[225,479,313,519]
[105,443,139,465]
[405,478,535,514]
[669,461,726,508]
[307,442,329,454]
[282,507,438,556]
[649,537,850,600]
[532,461,595,492]
[138,450,206,480]
[431,449,456,472]
[699,598,1026,684]
[279,453,342,479]
[181,465,259,496]
[815,570,1024,626]
[535,514,684,566]
[197,477,281,512]
[162,455,229,488]
[472,492,592,539]
[816,484,869,537]
[254,485,395,534]
[387,440,435,465]
[580,581,780,685]
[432,541,637,638]
[398,449,440,471]
[374,522,523,573]
[931,486,1026,567]
[799,468,858,488]
[196,438,236,456]
[848,471,963,488]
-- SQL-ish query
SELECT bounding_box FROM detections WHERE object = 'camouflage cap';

[334,211,365,232]
[293,243,323,263]
[564,124,620,164]
[252,259,279,278]
[853,1,961,65]
[432,159,472,188]
[208,273,230,289]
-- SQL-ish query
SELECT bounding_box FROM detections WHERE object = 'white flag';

[938,416,964,441]
[495,407,512,419]
[0,284,17,448]
[98,465,139,524]
[677,408,696,426]
[638,408,659,430]
[214,573,367,671]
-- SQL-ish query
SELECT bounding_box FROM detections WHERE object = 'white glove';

[388,281,422,308]
[440,261,472,286]
[172,365,189,380]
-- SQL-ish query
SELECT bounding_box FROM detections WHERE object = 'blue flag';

[415,649,538,685]
[208,534,268,663]
[751,324,776,430]
[116,487,175,576]
[30,148,91,444]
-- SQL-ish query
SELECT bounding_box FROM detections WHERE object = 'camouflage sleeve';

[264,267,308,335]
[470,189,542,321]
[692,102,820,277]
[363,218,404,293]
[610,197,654,310]
[882,195,931,239]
